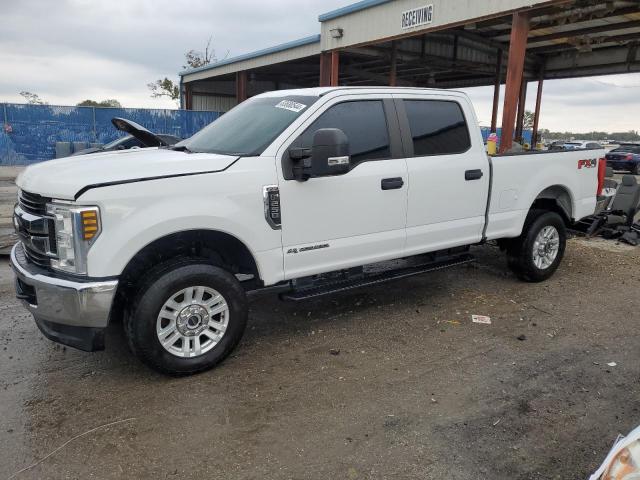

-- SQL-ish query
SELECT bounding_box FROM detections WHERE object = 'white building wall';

[192,95,237,112]
[320,0,561,50]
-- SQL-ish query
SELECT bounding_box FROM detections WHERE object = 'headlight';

[46,202,101,275]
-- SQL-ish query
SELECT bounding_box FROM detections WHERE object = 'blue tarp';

[0,103,535,165]
[0,103,221,165]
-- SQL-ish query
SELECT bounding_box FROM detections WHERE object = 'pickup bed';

[11,87,606,375]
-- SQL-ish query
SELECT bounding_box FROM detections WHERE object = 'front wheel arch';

[110,229,260,326]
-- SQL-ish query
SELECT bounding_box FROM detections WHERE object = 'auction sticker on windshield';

[275,100,307,113]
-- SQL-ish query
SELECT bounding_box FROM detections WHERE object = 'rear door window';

[403,100,471,156]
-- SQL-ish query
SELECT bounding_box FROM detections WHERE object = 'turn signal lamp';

[81,210,99,240]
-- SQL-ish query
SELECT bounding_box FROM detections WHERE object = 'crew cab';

[10,87,606,375]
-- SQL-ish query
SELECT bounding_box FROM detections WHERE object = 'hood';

[17,148,239,200]
[111,117,166,147]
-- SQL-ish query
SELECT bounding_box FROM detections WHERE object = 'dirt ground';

[0,237,638,480]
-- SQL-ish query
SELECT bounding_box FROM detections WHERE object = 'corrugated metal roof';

[178,34,321,77]
[180,0,640,90]
[318,0,393,22]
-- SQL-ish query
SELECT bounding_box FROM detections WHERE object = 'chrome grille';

[14,190,56,268]
[22,244,52,269]
[18,190,50,216]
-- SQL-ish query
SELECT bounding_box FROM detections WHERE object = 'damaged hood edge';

[16,148,240,200]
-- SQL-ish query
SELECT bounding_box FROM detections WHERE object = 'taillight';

[597,158,606,196]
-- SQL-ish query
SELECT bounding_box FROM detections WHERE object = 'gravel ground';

[1,237,639,479]
[0,174,19,254]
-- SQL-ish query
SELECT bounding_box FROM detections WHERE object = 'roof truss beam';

[527,19,640,45]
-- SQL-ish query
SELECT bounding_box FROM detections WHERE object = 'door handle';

[465,169,483,181]
[381,177,404,190]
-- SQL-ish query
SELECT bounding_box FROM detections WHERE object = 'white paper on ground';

[589,425,640,480]
[471,315,491,325]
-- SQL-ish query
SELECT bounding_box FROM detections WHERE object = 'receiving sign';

[401,4,434,29]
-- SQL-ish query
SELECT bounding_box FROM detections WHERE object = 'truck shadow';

[98,244,516,377]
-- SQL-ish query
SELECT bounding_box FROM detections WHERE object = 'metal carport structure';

[180,0,640,152]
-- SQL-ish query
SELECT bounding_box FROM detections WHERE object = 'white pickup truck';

[11,87,607,375]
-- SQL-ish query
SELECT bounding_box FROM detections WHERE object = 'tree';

[523,110,535,130]
[148,37,227,106]
[147,77,180,101]
[531,129,640,142]
[77,99,122,108]
[182,36,216,70]
[19,91,47,105]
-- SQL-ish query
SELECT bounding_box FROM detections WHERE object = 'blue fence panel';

[0,103,221,165]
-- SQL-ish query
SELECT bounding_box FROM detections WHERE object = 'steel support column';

[330,50,340,86]
[499,12,530,153]
[389,42,397,86]
[185,83,193,110]
[236,71,247,103]
[515,78,528,143]
[490,49,503,132]
[319,52,331,87]
[531,66,545,147]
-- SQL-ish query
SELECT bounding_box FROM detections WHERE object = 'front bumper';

[9,243,118,351]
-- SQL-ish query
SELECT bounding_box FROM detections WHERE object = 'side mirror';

[290,128,350,181]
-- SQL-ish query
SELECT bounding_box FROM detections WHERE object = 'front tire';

[125,259,248,375]
[507,210,567,282]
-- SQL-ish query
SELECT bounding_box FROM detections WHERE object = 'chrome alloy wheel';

[156,286,229,358]
[532,226,560,270]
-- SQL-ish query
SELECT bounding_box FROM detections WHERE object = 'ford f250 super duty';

[10,87,607,375]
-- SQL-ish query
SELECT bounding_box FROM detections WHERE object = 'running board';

[280,253,475,301]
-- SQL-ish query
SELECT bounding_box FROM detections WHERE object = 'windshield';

[102,135,130,149]
[176,95,318,156]
[612,145,640,154]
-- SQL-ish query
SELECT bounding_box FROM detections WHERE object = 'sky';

[1,0,639,133]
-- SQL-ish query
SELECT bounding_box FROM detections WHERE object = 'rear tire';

[125,259,248,375]
[633,163,640,176]
[507,210,566,282]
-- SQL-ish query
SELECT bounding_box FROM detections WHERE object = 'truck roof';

[256,86,467,98]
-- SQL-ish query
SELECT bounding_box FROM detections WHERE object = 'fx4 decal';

[287,243,330,254]
[578,158,597,169]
